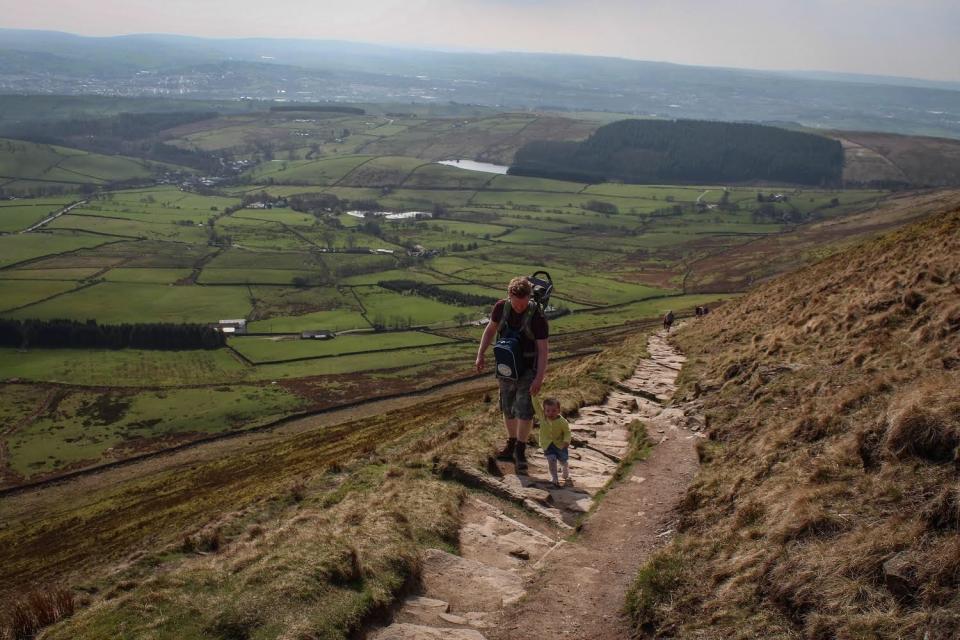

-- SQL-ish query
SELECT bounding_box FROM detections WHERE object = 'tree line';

[377,280,498,307]
[0,319,226,350]
[510,119,844,186]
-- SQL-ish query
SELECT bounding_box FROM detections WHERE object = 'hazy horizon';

[3,0,959,83]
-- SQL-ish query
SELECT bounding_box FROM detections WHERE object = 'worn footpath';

[370,330,701,640]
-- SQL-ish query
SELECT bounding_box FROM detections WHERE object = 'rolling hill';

[629,193,960,638]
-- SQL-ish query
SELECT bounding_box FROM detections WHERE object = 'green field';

[50,213,209,243]
[101,268,193,284]
[246,342,477,379]
[247,155,374,185]
[3,282,252,323]
[0,138,157,191]
[354,286,483,327]
[0,279,81,311]
[0,198,77,232]
[6,385,305,478]
[247,308,368,333]
[0,267,101,281]
[0,348,247,386]
[230,331,456,363]
[0,231,114,268]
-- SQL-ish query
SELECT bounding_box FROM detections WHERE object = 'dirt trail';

[370,329,701,640]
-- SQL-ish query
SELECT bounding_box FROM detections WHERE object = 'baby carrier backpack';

[528,271,553,308]
[493,301,541,380]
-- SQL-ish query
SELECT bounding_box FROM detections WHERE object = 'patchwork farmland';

[0,107,918,488]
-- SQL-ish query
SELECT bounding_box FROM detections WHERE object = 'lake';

[437,159,510,174]
[345,210,432,220]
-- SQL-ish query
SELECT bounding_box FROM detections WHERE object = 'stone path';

[370,330,699,640]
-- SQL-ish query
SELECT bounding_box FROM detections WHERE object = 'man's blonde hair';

[508,276,532,298]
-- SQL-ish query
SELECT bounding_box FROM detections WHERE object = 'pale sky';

[3,0,959,82]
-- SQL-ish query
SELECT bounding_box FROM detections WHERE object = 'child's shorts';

[544,443,569,462]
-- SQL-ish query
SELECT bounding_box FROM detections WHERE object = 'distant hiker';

[475,276,549,473]
[701,305,709,316]
[663,309,675,332]
[695,305,703,318]
[534,395,571,487]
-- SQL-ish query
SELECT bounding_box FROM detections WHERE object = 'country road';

[22,199,87,233]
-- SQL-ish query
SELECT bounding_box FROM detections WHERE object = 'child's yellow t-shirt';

[533,396,571,449]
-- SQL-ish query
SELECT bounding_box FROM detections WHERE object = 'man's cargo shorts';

[498,369,535,420]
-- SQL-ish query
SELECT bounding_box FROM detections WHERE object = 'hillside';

[835,130,960,187]
[629,200,960,636]
[0,138,163,195]
[511,120,844,186]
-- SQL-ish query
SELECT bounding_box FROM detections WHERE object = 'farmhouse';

[301,330,335,340]
[217,319,247,335]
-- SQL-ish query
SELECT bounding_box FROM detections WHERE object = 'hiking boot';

[495,437,517,461]
[514,442,528,474]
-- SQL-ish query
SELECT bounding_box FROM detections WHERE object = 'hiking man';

[663,309,675,332]
[475,276,549,473]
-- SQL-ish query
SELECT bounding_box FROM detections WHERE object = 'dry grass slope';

[628,204,960,638]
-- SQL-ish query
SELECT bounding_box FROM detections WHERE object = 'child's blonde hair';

[542,397,560,409]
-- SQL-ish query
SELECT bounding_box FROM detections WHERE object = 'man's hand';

[475,354,486,373]
[530,377,543,396]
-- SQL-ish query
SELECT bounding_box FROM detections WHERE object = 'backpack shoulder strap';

[520,301,541,340]
[497,299,510,336]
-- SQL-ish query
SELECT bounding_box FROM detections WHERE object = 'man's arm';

[475,321,498,372]
[530,338,549,396]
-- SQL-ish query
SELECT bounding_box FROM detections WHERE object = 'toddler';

[534,395,571,486]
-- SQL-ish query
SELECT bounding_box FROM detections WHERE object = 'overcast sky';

[4,0,959,82]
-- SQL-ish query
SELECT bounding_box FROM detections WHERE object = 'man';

[663,309,675,332]
[475,276,549,473]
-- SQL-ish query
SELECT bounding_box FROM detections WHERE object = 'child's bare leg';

[546,456,559,484]
[561,459,570,479]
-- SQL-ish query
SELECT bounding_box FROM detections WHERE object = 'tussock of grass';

[625,552,684,634]
[0,586,75,640]
[630,205,960,638]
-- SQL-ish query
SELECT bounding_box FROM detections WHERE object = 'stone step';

[418,548,525,612]
[460,498,556,575]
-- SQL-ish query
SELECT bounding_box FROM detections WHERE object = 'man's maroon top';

[489,299,549,371]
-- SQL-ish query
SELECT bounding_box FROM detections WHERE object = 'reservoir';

[345,210,432,220]
[437,159,510,174]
